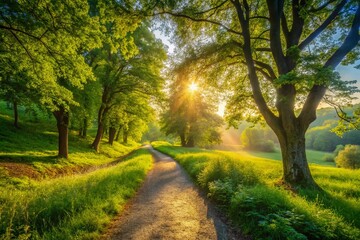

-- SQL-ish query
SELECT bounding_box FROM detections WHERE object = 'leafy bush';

[322,154,334,163]
[335,145,360,169]
[241,128,276,152]
[334,144,345,156]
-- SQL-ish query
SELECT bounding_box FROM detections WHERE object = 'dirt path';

[104,146,236,240]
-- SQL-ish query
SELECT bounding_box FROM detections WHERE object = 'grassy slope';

[0,102,139,184]
[0,149,153,239]
[152,142,360,239]
[0,103,153,239]
[247,148,335,167]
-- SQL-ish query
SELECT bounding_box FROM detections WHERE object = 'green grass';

[0,102,139,183]
[0,148,153,239]
[247,148,335,167]
[152,142,360,239]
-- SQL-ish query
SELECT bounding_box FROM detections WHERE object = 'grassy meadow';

[152,142,360,239]
[0,149,153,239]
[0,102,139,185]
[0,102,153,239]
[247,148,336,167]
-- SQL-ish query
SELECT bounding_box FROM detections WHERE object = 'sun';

[189,82,198,92]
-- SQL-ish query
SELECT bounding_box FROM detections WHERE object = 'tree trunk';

[123,130,128,144]
[277,131,317,188]
[108,127,116,145]
[13,100,19,128]
[186,135,195,148]
[82,118,88,137]
[53,106,69,159]
[92,104,108,152]
[92,121,103,152]
[115,126,122,141]
[180,132,186,147]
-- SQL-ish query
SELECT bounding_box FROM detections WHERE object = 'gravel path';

[104,145,234,240]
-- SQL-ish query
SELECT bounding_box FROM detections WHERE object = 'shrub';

[333,144,344,156]
[322,154,334,163]
[335,145,360,169]
[241,128,276,152]
[258,140,275,152]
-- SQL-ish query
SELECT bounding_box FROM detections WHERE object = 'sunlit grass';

[247,148,335,166]
[0,149,153,239]
[0,111,139,178]
[152,142,360,239]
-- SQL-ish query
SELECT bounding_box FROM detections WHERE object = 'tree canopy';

[154,0,360,188]
[162,64,223,147]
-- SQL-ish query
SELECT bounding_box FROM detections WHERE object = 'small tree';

[241,127,276,152]
[162,65,223,147]
[335,145,360,169]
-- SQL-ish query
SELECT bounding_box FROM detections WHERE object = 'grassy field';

[0,102,154,239]
[0,148,153,239]
[247,148,335,167]
[152,142,360,239]
[0,102,139,185]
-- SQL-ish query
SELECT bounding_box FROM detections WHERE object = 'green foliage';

[161,64,223,147]
[0,149,153,239]
[332,106,360,135]
[0,106,138,177]
[153,143,360,239]
[241,127,276,152]
[334,144,345,156]
[335,145,360,169]
[322,154,335,163]
[306,112,360,152]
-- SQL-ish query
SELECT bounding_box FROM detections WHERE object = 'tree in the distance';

[335,144,360,169]
[156,0,360,188]
[162,66,223,147]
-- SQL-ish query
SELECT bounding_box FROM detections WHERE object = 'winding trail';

[104,145,236,240]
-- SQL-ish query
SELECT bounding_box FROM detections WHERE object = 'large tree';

[155,0,360,188]
[90,23,166,151]
[0,0,142,158]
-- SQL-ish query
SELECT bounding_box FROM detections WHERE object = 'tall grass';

[0,149,153,239]
[152,142,360,239]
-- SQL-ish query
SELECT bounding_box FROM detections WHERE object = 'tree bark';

[123,129,128,144]
[108,127,116,145]
[180,132,186,147]
[186,136,195,148]
[92,105,104,152]
[92,120,104,152]
[13,100,19,128]
[82,118,88,137]
[276,123,318,188]
[115,126,122,141]
[53,106,69,159]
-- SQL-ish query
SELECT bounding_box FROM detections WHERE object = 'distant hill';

[220,105,360,152]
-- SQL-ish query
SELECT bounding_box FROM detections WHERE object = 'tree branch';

[231,0,280,130]
[194,0,229,15]
[254,60,277,79]
[299,2,360,127]
[266,0,288,74]
[298,0,347,50]
[154,11,242,36]
[310,0,337,12]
